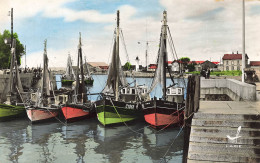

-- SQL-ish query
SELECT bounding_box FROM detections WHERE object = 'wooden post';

[183,74,200,163]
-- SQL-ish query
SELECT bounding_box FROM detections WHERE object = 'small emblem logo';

[226,126,242,148]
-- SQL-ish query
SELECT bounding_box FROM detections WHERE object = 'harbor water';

[0,75,186,163]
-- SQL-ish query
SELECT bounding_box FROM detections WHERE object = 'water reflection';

[0,116,183,163]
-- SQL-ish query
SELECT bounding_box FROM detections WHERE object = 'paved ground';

[187,101,260,162]
[200,101,260,115]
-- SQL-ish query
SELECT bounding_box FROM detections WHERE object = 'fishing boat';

[84,56,94,85]
[0,39,27,120]
[142,11,185,129]
[61,33,92,122]
[95,10,148,126]
[26,40,60,122]
[61,53,75,86]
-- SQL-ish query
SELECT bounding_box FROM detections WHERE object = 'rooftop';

[250,61,260,66]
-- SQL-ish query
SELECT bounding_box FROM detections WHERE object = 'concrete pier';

[201,78,256,101]
[187,101,260,163]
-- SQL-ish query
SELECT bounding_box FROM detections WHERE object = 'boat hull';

[95,98,141,126]
[26,107,59,122]
[143,99,184,129]
[0,104,26,121]
[61,80,74,86]
[61,104,91,122]
[84,79,94,85]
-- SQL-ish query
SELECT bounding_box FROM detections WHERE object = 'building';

[250,61,260,68]
[147,61,174,72]
[87,62,109,72]
[193,61,219,71]
[222,52,248,71]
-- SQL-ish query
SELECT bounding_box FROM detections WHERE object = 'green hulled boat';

[95,10,147,126]
[96,98,141,125]
[61,79,74,86]
[84,77,94,85]
[0,38,26,120]
[61,53,75,87]
[84,56,94,86]
[0,104,25,121]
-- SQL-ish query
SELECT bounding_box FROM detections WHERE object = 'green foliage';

[187,61,197,72]
[123,62,131,70]
[185,71,200,75]
[186,70,242,76]
[0,30,24,69]
[180,57,190,65]
[211,70,242,76]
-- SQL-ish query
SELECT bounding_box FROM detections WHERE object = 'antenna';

[25,45,26,68]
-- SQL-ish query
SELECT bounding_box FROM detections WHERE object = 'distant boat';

[26,40,60,122]
[95,10,147,126]
[84,56,94,85]
[61,53,75,86]
[61,33,93,122]
[142,11,185,129]
[0,39,26,120]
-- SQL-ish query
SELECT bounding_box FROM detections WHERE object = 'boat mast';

[162,11,167,100]
[78,32,87,102]
[74,36,80,103]
[115,10,120,101]
[41,40,47,100]
[8,8,14,95]
[146,42,148,71]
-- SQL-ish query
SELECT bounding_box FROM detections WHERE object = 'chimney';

[232,51,234,54]
[237,51,238,54]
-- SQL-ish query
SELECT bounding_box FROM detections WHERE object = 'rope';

[16,86,27,109]
[167,26,179,60]
[108,97,143,135]
[155,110,184,133]
[44,105,67,126]
[184,111,194,120]
[120,29,136,81]
[159,125,184,163]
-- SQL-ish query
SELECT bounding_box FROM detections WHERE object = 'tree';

[123,62,131,71]
[187,61,197,72]
[180,57,190,65]
[180,57,190,71]
[0,30,24,69]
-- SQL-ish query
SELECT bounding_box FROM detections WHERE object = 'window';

[231,66,234,70]
[226,66,229,71]
[132,89,135,94]
[231,61,234,65]
[167,88,170,95]
[237,60,239,65]
[237,66,240,70]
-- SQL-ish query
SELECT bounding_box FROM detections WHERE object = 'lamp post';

[242,0,245,82]
[137,42,141,71]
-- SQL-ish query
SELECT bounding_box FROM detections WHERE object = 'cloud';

[159,0,260,61]
[4,0,260,69]
[0,0,115,24]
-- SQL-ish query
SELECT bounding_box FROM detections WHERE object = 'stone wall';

[201,78,256,101]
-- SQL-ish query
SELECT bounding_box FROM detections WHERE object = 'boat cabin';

[166,86,184,103]
[54,94,69,105]
[120,85,148,102]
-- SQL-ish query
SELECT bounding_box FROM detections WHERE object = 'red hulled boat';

[26,40,60,123]
[26,107,59,122]
[61,103,91,122]
[61,33,92,122]
[142,11,185,129]
[143,99,184,129]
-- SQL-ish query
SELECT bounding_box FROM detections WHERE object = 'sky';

[0,0,260,68]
